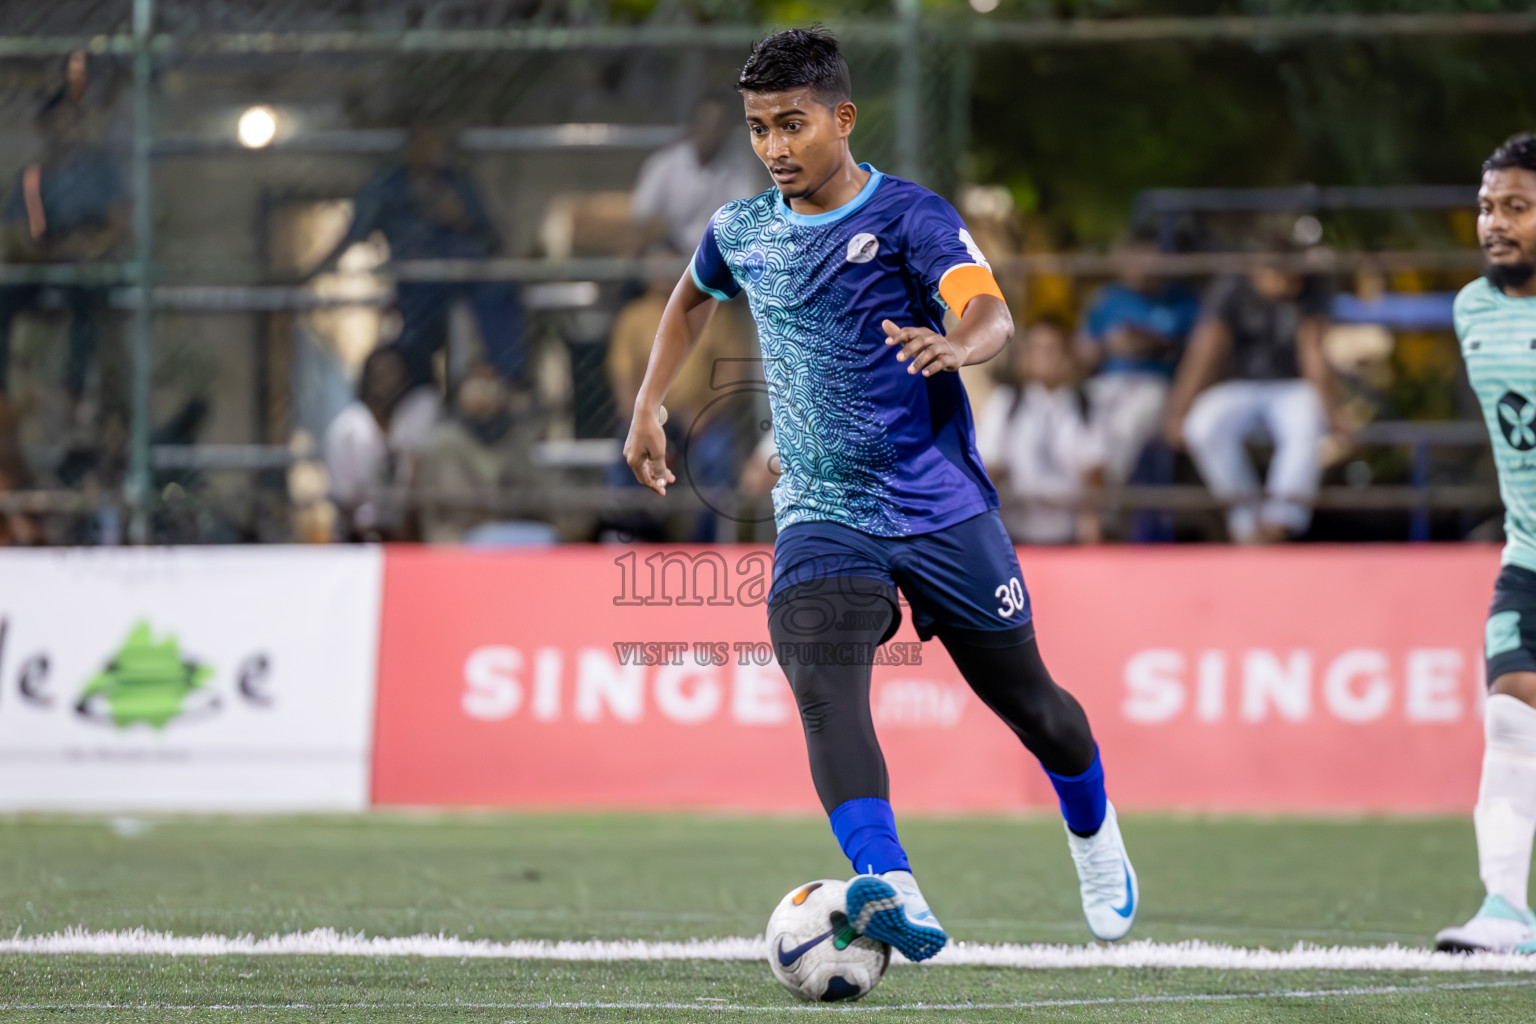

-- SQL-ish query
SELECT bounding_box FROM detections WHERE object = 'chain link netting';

[0,0,1512,546]
[0,2,977,544]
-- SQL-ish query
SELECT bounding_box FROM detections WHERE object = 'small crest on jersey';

[846,233,879,264]
[958,228,991,270]
[741,249,768,284]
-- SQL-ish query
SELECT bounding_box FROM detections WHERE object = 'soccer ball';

[766,879,891,1001]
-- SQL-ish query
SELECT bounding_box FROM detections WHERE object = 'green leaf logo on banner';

[79,622,214,729]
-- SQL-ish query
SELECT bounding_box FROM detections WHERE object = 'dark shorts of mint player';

[1486,565,1536,685]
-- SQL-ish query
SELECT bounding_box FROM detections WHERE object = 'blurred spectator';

[287,432,338,546]
[0,396,38,546]
[0,90,126,421]
[323,345,440,540]
[414,363,556,546]
[976,318,1105,545]
[1164,269,1340,544]
[734,427,782,544]
[1076,233,1200,484]
[632,97,762,254]
[307,123,524,388]
[607,245,747,529]
[56,50,123,142]
[739,428,779,500]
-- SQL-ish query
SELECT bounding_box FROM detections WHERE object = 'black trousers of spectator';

[0,284,105,399]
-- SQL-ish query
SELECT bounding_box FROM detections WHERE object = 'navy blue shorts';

[768,510,1033,646]
[1486,565,1536,685]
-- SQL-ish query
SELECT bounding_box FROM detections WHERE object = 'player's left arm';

[886,196,1014,376]
[884,292,1012,377]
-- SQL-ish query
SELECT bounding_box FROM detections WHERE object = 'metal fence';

[0,2,1531,546]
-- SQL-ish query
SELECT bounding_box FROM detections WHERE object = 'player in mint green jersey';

[1437,134,1536,954]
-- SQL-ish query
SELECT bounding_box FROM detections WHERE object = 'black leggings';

[770,582,1096,814]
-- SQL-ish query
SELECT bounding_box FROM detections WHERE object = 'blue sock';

[829,797,911,875]
[1045,746,1107,837]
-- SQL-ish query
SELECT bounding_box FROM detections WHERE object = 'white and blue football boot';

[845,869,948,962]
[1436,895,1536,953]
[1067,800,1138,942]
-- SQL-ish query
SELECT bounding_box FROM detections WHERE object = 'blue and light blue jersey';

[691,165,999,537]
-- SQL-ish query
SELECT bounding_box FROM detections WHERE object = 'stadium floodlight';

[238,106,278,149]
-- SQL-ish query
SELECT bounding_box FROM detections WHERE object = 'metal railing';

[4,4,1530,543]
[0,418,1488,541]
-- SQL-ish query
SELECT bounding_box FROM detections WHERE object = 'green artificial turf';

[0,812,1531,1021]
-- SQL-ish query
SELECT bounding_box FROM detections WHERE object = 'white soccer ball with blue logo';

[766,879,891,1001]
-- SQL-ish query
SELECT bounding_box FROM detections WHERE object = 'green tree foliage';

[971,33,1536,244]
[567,0,1536,244]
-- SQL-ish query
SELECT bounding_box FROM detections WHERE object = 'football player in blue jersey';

[623,28,1136,962]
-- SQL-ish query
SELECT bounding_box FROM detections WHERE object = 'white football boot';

[1435,895,1536,953]
[1066,800,1139,941]
[845,869,948,962]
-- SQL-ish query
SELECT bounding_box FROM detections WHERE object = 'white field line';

[3,928,1536,972]
[2,980,1536,1012]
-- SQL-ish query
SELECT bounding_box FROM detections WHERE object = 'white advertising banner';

[0,546,382,811]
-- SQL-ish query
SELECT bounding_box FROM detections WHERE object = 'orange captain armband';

[937,264,1005,317]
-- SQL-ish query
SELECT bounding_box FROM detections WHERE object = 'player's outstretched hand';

[883,320,964,377]
[623,408,676,496]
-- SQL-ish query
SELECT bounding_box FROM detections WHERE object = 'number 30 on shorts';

[994,577,1026,619]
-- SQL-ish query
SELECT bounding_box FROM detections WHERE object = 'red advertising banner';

[373,545,1498,813]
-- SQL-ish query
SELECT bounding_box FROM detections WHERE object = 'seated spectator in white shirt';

[323,344,440,539]
[1075,232,1200,484]
[413,363,557,546]
[631,97,763,255]
[976,318,1105,545]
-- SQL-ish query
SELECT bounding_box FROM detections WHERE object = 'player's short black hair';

[1484,133,1536,175]
[736,27,852,106]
